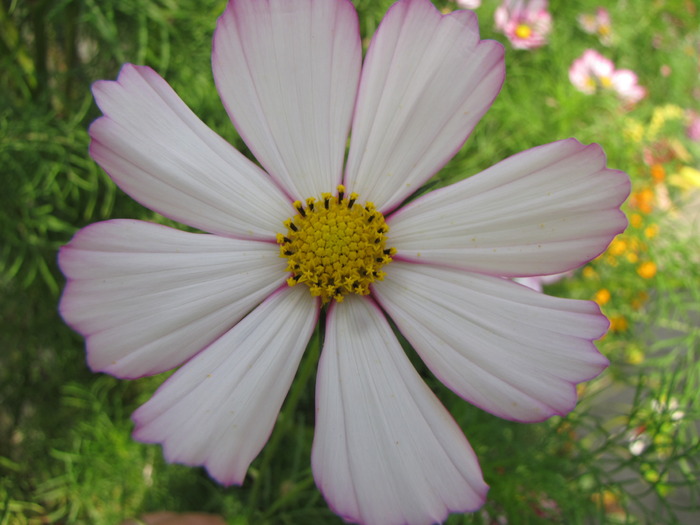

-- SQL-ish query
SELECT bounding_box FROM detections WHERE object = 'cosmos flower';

[58,0,629,523]
[569,49,646,106]
[494,0,552,49]
[577,7,613,46]
[456,0,481,10]
[611,69,648,106]
[687,111,700,142]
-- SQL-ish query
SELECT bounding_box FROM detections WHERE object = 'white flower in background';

[628,397,685,457]
[59,0,629,523]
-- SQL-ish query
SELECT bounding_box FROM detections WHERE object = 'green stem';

[29,0,48,103]
[247,319,322,513]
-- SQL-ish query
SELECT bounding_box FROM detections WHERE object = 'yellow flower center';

[515,24,533,39]
[277,185,395,304]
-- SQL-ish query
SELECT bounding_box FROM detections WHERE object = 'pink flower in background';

[569,49,646,106]
[611,69,647,106]
[457,0,481,9]
[569,49,614,94]
[494,0,552,49]
[687,111,700,142]
[577,7,613,45]
[59,0,629,523]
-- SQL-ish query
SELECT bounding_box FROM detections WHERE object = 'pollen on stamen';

[277,185,396,304]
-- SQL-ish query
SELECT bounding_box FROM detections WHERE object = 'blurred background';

[1,0,698,523]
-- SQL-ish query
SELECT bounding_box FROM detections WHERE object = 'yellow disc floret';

[515,24,533,39]
[277,185,396,304]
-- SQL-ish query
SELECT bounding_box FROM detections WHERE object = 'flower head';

[687,110,700,142]
[494,0,552,49]
[456,0,481,9]
[59,0,629,523]
[577,7,613,45]
[569,49,646,106]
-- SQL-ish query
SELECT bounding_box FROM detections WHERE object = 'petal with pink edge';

[344,0,504,213]
[312,295,488,525]
[388,139,630,277]
[373,262,609,422]
[89,64,291,240]
[58,220,287,379]
[132,285,318,486]
[213,0,361,201]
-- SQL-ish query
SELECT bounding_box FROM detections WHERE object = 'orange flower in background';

[609,315,629,332]
[637,261,657,279]
[629,213,643,228]
[650,164,665,184]
[607,237,627,256]
[631,291,649,310]
[594,289,611,306]
[629,188,654,214]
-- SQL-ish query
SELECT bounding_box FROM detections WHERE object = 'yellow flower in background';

[644,224,659,239]
[625,345,644,364]
[648,104,684,139]
[629,213,643,228]
[605,254,619,266]
[610,315,629,332]
[607,237,627,256]
[623,119,644,143]
[637,261,657,279]
[669,166,700,192]
[582,266,598,279]
[655,104,684,120]
[625,105,685,144]
[628,237,644,252]
[594,289,611,306]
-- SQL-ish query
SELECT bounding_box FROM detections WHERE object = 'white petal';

[58,220,287,378]
[312,296,488,525]
[213,0,362,200]
[344,0,504,212]
[388,139,630,276]
[373,262,609,422]
[89,64,291,240]
[132,286,318,485]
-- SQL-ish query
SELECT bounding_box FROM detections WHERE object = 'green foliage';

[1,0,699,523]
